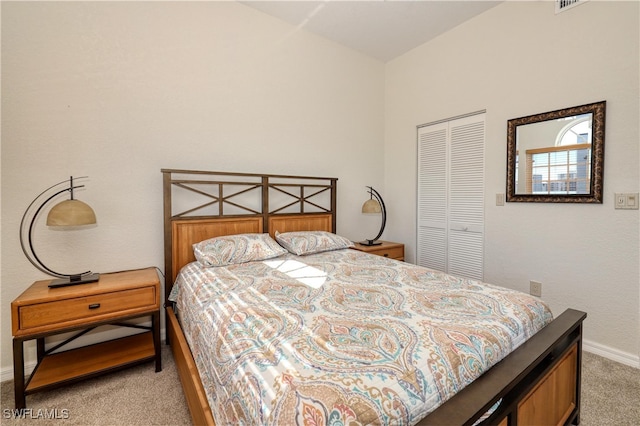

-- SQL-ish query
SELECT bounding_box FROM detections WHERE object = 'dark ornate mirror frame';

[506,100,606,203]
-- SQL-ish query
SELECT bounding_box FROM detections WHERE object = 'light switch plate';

[615,193,640,210]
[626,193,638,209]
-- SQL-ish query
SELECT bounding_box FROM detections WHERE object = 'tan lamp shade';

[47,199,97,226]
[362,198,382,214]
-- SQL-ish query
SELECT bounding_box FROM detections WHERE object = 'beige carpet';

[1,345,189,425]
[580,351,640,425]
[1,346,638,425]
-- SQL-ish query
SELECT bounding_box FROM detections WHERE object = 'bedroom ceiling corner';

[239,1,503,62]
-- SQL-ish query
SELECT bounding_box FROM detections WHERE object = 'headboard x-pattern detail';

[161,169,338,301]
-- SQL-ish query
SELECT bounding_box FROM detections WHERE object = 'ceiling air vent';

[555,0,588,14]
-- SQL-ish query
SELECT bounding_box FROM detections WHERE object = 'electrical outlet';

[530,280,542,297]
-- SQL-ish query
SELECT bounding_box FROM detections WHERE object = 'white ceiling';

[241,1,502,62]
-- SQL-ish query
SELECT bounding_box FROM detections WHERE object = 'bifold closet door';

[417,113,485,281]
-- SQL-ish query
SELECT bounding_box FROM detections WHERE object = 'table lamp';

[361,186,386,246]
[20,176,100,288]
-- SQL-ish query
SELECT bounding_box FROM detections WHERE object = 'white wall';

[1,2,385,373]
[385,1,640,365]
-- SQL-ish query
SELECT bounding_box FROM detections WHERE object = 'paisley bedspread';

[169,249,553,425]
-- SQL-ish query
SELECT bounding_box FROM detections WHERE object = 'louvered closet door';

[417,122,448,272]
[417,113,485,281]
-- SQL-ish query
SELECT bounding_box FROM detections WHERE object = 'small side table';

[351,240,404,261]
[11,267,161,409]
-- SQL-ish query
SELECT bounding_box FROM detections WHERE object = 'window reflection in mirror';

[507,101,605,203]
[516,113,591,195]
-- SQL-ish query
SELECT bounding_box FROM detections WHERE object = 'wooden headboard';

[162,169,337,302]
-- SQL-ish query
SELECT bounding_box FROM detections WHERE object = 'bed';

[162,169,586,426]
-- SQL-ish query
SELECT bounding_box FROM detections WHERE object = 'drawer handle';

[383,253,389,257]
[88,303,101,310]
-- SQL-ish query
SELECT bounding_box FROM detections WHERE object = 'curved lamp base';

[360,239,383,246]
[48,273,100,288]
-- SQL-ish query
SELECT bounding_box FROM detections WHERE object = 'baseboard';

[583,338,640,369]
[1,361,36,383]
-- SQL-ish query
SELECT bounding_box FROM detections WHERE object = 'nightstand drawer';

[372,246,404,259]
[18,286,156,332]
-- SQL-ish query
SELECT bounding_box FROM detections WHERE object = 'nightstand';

[351,241,404,261]
[11,267,162,409]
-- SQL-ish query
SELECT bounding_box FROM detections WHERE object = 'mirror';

[506,101,606,203]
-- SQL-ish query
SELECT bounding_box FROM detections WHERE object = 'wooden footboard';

[420,308,586,426]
